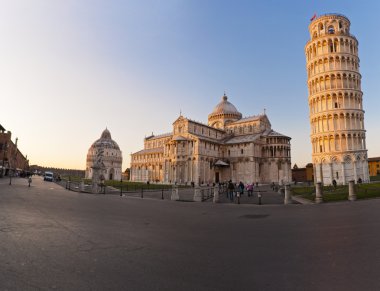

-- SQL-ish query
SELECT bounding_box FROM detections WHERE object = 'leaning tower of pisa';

[305,14,369,185]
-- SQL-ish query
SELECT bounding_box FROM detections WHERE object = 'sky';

[0,0,379,170]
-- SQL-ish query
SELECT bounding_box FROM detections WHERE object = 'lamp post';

[120,176,123,196]
[9,138,18,186]
[1,142,7,178]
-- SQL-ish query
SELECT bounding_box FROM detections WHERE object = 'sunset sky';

[1,0,379,170]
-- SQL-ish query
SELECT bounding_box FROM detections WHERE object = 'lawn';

[61,176,190,191]
[291,182,380,202]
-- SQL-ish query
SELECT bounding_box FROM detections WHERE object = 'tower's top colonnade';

[307,13,352,42]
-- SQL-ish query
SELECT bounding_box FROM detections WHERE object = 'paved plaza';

[1,177,380,290]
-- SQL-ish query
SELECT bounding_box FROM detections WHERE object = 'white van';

[44,171,54,182]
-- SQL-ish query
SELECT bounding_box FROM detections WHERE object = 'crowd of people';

[225,180,258,202]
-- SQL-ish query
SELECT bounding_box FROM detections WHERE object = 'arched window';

[329,42,334,53]
[328,26,335,34]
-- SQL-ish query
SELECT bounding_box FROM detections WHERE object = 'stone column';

[193,186,203,202]
[348,180,356,201]
[315,182,323,203]
[284,184,291,205]
[194,159,200,185]
[184,161,188,184]
[189,160,193,182]
[203,160,206,184]
[363,160,369,182]
[341,162,346,185]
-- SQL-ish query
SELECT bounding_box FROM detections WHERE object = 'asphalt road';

[1,176,380,290]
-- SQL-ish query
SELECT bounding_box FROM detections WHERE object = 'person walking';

[227,180,234,202]
[247,183,253,197]
[238,181,244,197]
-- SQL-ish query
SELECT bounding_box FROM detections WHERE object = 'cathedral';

[130,94,291,185]
[85,128,123,181]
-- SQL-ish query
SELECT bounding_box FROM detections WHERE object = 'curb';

[291,195,314,205]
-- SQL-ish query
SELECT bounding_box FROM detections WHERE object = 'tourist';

[246,183,253,197]
[227,180,234,201]
[238,181,244,196]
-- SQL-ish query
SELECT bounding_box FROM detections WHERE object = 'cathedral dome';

[90,128,120,150]
[209,94,242,117]
[208,94,242,129]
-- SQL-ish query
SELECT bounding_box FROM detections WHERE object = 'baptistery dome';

[208,94,242,129]
[90,128,120,150]
[85,128,123,180]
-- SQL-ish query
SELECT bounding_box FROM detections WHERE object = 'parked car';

[44,171,54,182]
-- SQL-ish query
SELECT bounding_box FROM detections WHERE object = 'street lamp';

[0,142,7,178]
[9,137,18,186]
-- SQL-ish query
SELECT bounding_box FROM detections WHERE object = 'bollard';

[161,189,164,200]
[80,181,85,192]
[141,187,144,198]
[120,181,123,196]
[348,180,356,201]
[193,186,202,202]
[315,182,323,203]
[284,184,291,205]
[258,192,262,205]
[171,186,179,201]
[237,192,240,204]
[213,187,220,203]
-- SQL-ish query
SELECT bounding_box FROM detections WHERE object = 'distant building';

[0,124,29,177]
[292,163,314,183]
[123,168,130,180]
[305,163,314,181]
[85,129,123,181]
[368,157,380,176]
[130,94,292,185]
